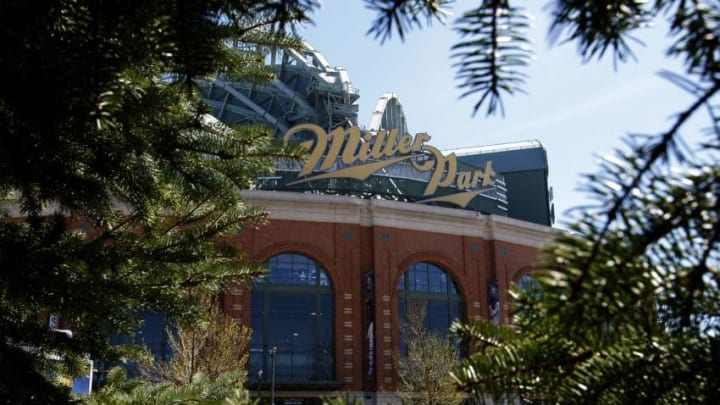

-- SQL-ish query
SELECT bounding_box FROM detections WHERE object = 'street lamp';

[270,346,277,405]
[257,370,264,403]
[291,332,298,379]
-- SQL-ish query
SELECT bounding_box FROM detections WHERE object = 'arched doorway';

[249,253,335,384]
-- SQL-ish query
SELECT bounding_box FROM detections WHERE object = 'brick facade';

[224,190,554,400]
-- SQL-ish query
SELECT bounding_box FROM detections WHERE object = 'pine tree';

[367,0,720,402]
[0,1,317,402]
[84,366,252,405]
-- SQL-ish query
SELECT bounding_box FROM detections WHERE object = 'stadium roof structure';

[196,44,558,221]
[198,42,359,137]
[451,141,554,225]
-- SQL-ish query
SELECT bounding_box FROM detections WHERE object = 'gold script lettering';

[423,146,457,196]
[283,124,327,177]
[481,161,496,186]
[411,133,430,152]
[340,126,364,165]
[397,133,414,154]
[369,130,387,159]
[456,171,474,190]
[283,124,496,199]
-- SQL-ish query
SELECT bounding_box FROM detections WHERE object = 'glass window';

[518,274,539,291]
[397,262,463,350]
[250,253,334,384]
[102,311,172,385]
[513,273,541,321]
[110,311,171,362]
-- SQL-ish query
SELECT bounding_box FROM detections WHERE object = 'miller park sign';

[282,124,498,208]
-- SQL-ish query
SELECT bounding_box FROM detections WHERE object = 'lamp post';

[257,370,264,403]
[270,346,277,405]
[291,332,298,380]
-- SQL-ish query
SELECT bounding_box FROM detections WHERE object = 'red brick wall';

[223,217,544,393]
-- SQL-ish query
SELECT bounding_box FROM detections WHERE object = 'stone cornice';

[241,190,557,248]
[2,190,558,249]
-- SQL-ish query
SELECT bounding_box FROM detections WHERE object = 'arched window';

[250,253,334,384]
[397,262,463,348]
[513,273,541,321]
[516,273,542,302]
[518,273,539,292]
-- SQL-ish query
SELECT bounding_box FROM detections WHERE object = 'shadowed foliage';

[0,1,317,402]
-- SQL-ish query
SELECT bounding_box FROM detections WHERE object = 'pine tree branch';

[579,80,720,296]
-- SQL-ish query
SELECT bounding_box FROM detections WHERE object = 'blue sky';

[300,1,704,224]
